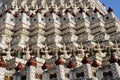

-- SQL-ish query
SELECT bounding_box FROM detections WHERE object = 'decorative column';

[14,62,24,80]
[0,57,7,80]
[42,61,51,80]
[26,57,37,80]
[109,53,120,78]
[55,57,66,80]
[67,60,77,80]
[81,54,92,79]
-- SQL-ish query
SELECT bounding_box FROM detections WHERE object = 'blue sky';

[100,0,120,18]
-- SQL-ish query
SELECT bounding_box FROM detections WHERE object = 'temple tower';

[104,8,120,43]
[30,9,46,49]
[45,7,62,48]
[11,8,30,48]
[60,8,78,48]
[0,9,14,49]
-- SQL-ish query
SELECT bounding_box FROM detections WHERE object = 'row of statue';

[0,41,119,60]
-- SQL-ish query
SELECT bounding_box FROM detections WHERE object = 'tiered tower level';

[0,0,120,80]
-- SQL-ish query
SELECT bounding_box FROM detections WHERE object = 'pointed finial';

[67,60,77,69]
[42,61,50,70]
[109,53,118,63]
[5,8,12,14]
[94,8,99,13]
[30,13,35,17]
[0,56,7,68]
[81,53,91,64]
[108,7,113,13]
[91,59,101,68]
[15,62,24,71]
[79,7,85,13]
[36,8,42,14]
[26,57,37,66]
[55,57,64,65]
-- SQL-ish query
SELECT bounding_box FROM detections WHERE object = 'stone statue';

[23,44,32,60]
[77,43,85,57]
[41,44,51,60]
[94,42,105,57]
[60,43,69,58]
[2,44,13,60]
